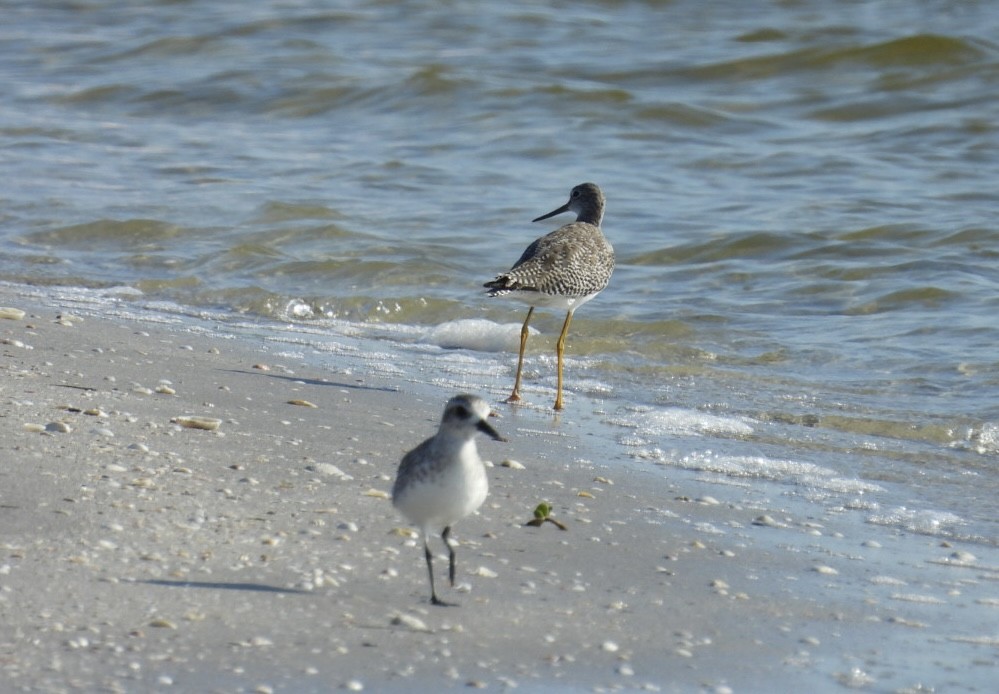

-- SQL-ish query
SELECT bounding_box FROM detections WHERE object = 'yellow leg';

[554,310,574,411]
[507,307,534,404]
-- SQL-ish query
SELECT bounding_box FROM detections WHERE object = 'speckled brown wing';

[485,222,614,299]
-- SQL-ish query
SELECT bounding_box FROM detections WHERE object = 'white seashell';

[390,613,430,632]
[0,307,26,320]
[172,416,222,431]
[307,463,347,477]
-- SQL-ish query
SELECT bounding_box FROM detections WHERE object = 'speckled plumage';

[484,182,615,410]
[392,394,504,606]
[485,182,614,307]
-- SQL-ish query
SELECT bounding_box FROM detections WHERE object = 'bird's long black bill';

[532,202,570,223]
[477,419,506,442]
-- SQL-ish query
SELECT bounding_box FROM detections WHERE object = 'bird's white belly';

[508,289,601,312]
[395,456,488,529]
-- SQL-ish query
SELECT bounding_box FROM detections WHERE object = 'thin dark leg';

[442,526,456,586]
[507,307,534,403]
[424,539,440,604]
[425,536,455,607]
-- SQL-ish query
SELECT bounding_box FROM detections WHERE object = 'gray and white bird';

[392,394,505,606]
[485,182,615,410]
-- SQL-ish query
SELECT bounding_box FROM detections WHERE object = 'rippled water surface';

[3,2,998,547]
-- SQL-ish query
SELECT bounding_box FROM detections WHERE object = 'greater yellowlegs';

[391,394,505,606]
[484,182,614,410]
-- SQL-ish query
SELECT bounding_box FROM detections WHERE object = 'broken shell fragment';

[0,307,26,320]
[171,416,222,431]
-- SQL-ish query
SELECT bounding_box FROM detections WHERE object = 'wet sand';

[1,284,995,693]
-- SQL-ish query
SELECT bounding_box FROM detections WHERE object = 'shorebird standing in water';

[392,394,505,606]
[485,182,615,410]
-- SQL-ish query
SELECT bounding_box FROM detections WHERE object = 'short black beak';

[477,419,506,442]
[532,201,571,223]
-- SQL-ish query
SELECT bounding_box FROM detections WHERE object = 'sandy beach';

[1,283,996,693]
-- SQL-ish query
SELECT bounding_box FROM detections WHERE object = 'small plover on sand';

[392,394,505,606]
[485,182,615,410]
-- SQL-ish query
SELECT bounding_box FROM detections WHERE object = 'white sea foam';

[610,406,753,439]
[866,507,966,536]
[284,299,315,319]
[636,449,884,496]
[420,319,532,353]
[103,285,144,297]
[954,422,999,455]
[612,405,889,497]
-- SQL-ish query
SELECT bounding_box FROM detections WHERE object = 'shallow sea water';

[2,1,998,685]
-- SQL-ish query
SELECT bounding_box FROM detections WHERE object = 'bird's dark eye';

[571,189,580,198]
[453,405,469,419]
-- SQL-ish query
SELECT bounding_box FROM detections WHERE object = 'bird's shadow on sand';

[219,368,400,393]
[139,579,310,595]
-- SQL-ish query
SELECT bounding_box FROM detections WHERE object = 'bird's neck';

[435,432,477,454]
